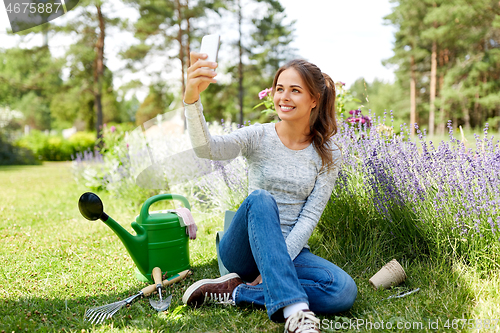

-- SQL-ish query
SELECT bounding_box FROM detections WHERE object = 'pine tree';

[384,0,429,135]
[385,0,500,133]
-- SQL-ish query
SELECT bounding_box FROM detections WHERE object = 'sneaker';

[284,310,321,333]
[182,273,243,307]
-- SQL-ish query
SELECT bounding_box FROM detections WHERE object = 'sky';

[0,0,396,101]
[283,0,396,86]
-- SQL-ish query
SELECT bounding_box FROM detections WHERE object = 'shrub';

[0,133,40,165]
[16,130,96,161]
[71,123,156,206]
[68,132,97,155]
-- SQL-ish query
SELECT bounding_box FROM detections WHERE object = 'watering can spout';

[101,214,149,274]
[78,192,149,276]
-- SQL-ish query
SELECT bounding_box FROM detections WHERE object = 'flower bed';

[72,107,500,272]
[319,117,500,272]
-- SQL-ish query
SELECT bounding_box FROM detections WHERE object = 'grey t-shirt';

[184,100,341,260]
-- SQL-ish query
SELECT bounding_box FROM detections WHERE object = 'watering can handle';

[139,194,191,221]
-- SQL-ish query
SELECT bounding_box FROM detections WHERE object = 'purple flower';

[111,126,116,133]
[488,217,495,234]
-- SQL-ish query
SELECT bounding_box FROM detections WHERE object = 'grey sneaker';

[284,310,321,333]
[182,273,243,308]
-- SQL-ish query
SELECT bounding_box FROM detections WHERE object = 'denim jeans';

[219,189,357,322]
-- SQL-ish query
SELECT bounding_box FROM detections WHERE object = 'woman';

[181,52,357,333]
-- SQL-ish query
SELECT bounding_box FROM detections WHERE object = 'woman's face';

[273,68,317,124]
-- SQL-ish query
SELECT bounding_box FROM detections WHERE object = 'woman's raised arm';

[184,52,218,104]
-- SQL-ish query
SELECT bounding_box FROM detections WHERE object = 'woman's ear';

[314,93,320,108]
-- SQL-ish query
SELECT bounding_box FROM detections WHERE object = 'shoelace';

[284,311,320,333]
[203,292,235,306]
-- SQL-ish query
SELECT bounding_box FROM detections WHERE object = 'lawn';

[1,162,499,332]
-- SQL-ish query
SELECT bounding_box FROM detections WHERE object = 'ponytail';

[309,72,338,171]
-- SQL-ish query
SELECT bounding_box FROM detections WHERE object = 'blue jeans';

[219,189,357,322]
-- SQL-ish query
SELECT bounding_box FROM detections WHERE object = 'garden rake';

[84,269,191,324]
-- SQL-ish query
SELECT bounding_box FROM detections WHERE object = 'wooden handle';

[139,269,192,297]
[152,267,162,285]
[162,269,191,287]
[140,283,157,297]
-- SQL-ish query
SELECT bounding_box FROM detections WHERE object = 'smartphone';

[199,34,220,70]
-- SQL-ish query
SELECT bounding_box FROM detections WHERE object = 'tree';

[119,0,229,130]
[219,0,295,124]
[441,0,500,131]
[52,0,124,140]
[423,0,500,131]
[384,0,500,133]
[249,0,295,77]
[135,83,174,125]
[121,0,227,95]
[345,78,409,129]
[0,45,63,131]
[384,0,430,136]
[424,1,439,136]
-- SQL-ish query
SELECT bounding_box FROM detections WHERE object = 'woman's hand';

[184,52,218,104]
[247,274,263,286]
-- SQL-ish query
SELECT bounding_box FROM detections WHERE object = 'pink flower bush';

[347,109,372,127]
[258,88,272,100]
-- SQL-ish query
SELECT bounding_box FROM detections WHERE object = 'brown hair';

[272,59,338,171]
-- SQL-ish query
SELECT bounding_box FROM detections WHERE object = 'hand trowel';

[149,267,172,312]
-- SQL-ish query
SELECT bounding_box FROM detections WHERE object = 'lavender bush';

[317,114,500,272]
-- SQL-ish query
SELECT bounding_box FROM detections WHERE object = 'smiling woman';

[272,59,338,166]
[273,68,318,150]
[181,54,356,333]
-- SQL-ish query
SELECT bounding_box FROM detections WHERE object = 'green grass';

[1,162,500,332]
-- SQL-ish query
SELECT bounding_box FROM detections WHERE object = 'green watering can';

[78,192,191,283]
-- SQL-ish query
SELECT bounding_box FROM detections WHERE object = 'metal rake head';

[84,293,139,325]
[84,300,126,324]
